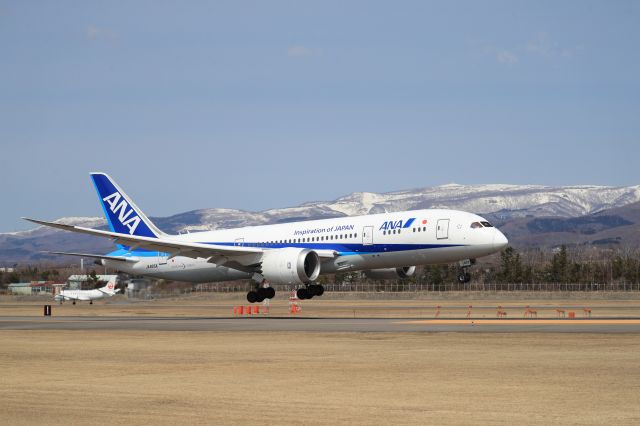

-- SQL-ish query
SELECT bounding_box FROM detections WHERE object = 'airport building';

[7,281,63,295]
[126,278,153,298]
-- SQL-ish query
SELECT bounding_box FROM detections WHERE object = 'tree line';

[3,246,640,291]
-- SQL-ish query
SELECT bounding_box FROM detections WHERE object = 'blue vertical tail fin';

[90,173,165,238]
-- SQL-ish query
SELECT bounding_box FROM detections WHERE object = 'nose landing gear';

[457,259,476,284]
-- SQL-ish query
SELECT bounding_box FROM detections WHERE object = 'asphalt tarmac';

[2,316,640,333]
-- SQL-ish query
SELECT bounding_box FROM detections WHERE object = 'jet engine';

[363,266,416,280]
[260,248,321,285]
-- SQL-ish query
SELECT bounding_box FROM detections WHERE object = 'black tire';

[265,287,276,299]
[297,288,310,300]
[247,291,258,303]
[457,273,467,284]
[464,273,471,283]
[316,285,324,296]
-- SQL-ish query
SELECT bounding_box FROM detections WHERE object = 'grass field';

[2,330,640,425]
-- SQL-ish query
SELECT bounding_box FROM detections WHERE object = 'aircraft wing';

[59,294,78,301]
[23,218,264,265]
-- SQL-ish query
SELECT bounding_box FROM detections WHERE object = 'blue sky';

[1,1,639,232]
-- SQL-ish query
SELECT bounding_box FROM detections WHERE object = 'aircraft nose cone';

[493,229,508,250]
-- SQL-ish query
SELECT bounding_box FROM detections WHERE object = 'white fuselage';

[56,288,110,302]
[102,209,507,283]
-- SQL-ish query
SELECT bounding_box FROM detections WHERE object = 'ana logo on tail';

[102,192,141,235]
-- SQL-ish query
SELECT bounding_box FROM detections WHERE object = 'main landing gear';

[457,259,476,284]
[247,276,276,303]
[296,284,324,300]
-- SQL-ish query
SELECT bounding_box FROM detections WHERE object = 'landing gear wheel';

[72,301,76,305]
[308,284,325,297]
[457,272,471,283]
[247,291,258,303]
[255,288,267,303]
[265,287,275,299]
[297,288,310,300]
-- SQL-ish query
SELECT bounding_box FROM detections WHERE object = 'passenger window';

[398,229,401,234]
[413,228,415,232]
[354,233,357,238]
[423,227,426,231]
[418,227,421,232]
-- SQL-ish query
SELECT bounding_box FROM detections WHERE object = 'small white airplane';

[54,282,120,305]
[25,173,508,303]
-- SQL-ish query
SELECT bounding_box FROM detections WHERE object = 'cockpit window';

[470,222,482,229]
[481,221,493,227]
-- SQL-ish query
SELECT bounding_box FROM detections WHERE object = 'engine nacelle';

[260,248,321,285]
[364,266,416,280]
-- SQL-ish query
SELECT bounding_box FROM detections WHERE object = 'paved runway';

[2,316,640,333]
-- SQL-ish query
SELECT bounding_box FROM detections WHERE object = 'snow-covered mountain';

[155,183,640,233]
[3,183,640,262]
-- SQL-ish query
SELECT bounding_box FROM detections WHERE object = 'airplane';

[54,282,120,305]
[24,173,508,303]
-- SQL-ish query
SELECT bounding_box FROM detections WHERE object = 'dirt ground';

[1,331,639,425]
[0,331,640,424]
[3,297,640,424]
[2,295,640,318]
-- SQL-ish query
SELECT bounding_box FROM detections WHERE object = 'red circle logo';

[108,283,114,289]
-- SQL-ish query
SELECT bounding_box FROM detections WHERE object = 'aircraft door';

[362,226,374,245]
[436,219,450,239]
[234,238,244,247]
[158,251,167,265]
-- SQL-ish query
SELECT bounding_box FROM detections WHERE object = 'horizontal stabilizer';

[22,218,264,267]
[49,251,139,263]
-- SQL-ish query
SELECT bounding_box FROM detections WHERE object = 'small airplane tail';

[90,172,166,238]
[100,282,119,295]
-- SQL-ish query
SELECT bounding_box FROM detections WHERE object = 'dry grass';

[2,331,640,425]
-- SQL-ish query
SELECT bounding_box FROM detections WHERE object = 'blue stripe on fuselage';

[199,241,465,254]
[108,242,466,258]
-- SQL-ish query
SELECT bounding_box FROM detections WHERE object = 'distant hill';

[494,201,640,248]
[2,183,640,263]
